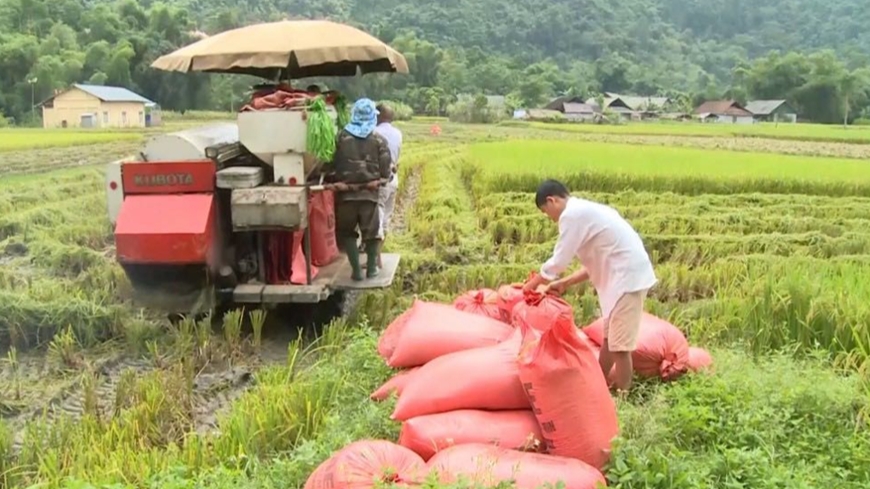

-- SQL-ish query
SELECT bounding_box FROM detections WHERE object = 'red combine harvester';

[104,19,410,317]
[106,110,400,315]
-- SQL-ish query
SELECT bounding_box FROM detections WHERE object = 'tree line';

[1,0,869,125]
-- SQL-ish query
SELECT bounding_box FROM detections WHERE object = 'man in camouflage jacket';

[328,98,392,281]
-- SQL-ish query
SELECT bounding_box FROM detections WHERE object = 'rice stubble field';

[523,119,870,144]
[0,119,868,488]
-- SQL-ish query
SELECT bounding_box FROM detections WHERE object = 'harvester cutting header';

[105,20,409,314]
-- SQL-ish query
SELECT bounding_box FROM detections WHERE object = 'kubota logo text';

[133,173,194,186]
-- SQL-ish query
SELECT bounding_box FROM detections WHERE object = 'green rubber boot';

[344,238,364,281]
[365,241,380,278]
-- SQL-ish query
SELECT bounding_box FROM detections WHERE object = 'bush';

[377,100,414,121]
[447,95,506,124]
[0,114,10,128]
[599,110,626,125]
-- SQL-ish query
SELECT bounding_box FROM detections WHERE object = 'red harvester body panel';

[121,160,216,194]
[115,194,216,264]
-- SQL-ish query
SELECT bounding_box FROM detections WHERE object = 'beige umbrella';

[151,19,409,79]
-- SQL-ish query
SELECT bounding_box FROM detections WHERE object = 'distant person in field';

[523,179,657,393]
[328,98,392,281]
[371,103,403,267]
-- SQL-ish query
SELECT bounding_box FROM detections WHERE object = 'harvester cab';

[106,104,400,315]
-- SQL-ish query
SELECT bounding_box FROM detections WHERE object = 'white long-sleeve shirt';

[374,122,402,187]
[540,196,657,319]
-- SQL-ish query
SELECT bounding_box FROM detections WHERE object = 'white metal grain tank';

[236,108,336,184]
[143,123,239,161]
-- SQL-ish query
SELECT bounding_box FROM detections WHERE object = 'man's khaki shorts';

[603,289,648,352]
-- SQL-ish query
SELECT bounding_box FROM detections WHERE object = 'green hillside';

[1,0,869,123]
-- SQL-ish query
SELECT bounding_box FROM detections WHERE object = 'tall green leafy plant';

[306,96,338,162]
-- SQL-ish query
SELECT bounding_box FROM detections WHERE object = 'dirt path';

[387,161,422,236]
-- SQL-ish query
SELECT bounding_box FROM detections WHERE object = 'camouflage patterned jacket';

[328,129,393,202]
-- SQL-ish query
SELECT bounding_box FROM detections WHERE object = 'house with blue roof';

[40,84,161,129]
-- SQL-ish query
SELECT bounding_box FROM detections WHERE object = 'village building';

[561,103,598,122]
[585,95,635,120]
[40,84,161,129]
[694,100,754,124]
[606,93,671,112]
[544,96,599,122]
[745,100,798,123]
[584,92,671,120]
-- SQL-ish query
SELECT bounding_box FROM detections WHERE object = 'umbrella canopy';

[151,20,409,79]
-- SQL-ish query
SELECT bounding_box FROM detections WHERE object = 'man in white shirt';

[523,179,657,392]
[371,104,403,266]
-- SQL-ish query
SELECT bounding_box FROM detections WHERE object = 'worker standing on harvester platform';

[373,103,403,267]
[523,179,657,393]
[329,98,393,281]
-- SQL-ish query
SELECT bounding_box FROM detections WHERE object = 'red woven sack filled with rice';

[398,409,542,461]
[582,312,690,381]
[453,289,501,321]
[687,346,713,372]
[427,444,607,489]
[371,367,421,401]
[511,290,576,333]
[377,307,413,360]
[496,283,524,323]
[384,300,513,368]
[304,440,426,489]
[518,313,618,470]
[391,331,528,421]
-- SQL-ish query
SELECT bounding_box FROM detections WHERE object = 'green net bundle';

[306,96,337,162]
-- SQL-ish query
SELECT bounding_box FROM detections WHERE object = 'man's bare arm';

[562,267,589,287]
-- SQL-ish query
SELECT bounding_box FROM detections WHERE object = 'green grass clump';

[610,349,870,488]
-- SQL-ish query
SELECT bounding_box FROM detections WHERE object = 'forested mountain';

[1,0,869,124]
